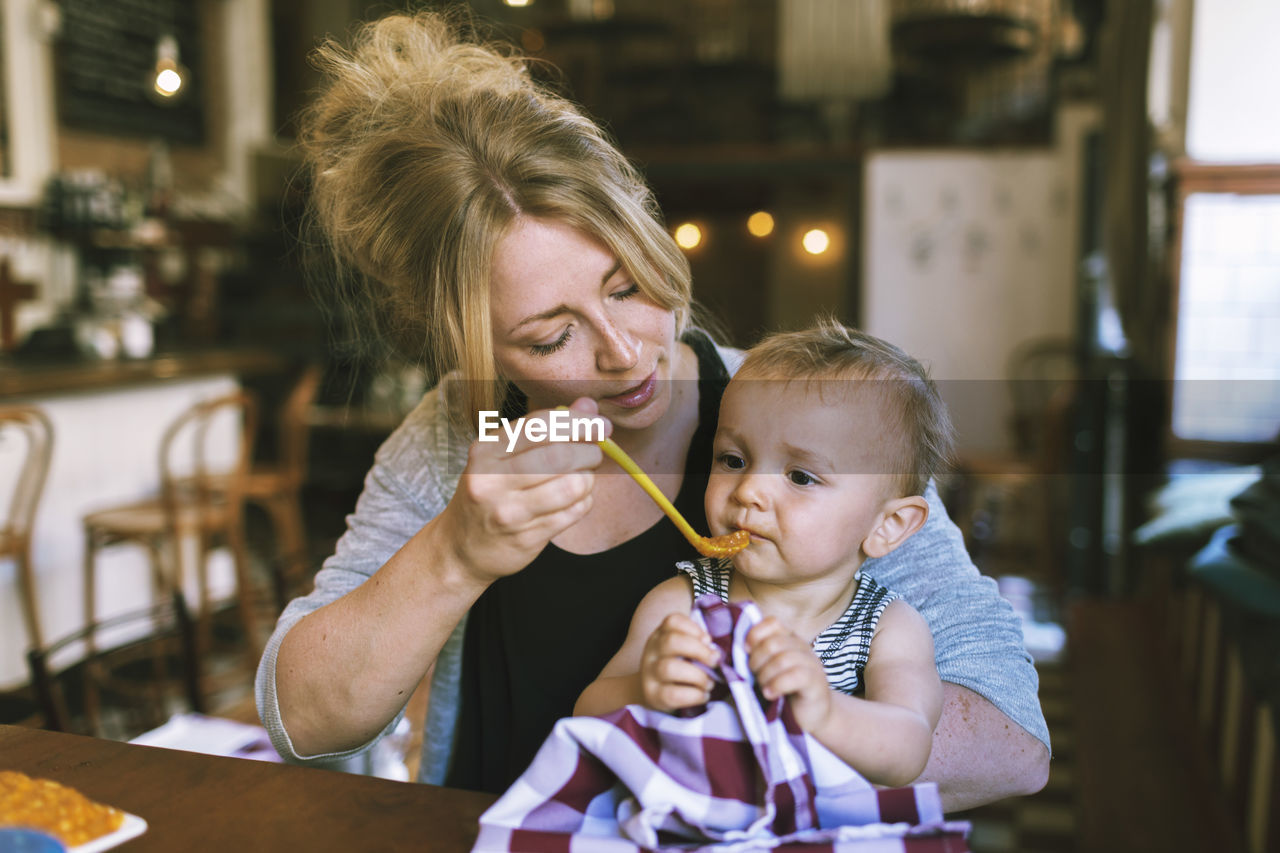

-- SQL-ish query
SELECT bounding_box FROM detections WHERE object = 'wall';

[862,104,1098,456]
[0,0,273,348]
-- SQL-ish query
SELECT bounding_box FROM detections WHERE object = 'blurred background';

[1,1,1278,850]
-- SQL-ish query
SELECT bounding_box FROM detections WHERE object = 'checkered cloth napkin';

[472,594,970,852]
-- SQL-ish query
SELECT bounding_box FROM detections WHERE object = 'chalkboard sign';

[55,0,205,144]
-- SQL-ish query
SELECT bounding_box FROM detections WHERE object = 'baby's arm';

[749,600,941,788]
[574,577,718,717]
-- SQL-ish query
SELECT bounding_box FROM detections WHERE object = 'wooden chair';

[243,364,322,609]
[27,591,202,740]
[0,406,54,649]
[949,336,1077,583]
[82,392,260,676]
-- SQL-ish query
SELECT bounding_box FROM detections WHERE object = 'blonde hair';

[300,10,693,425]
[738,318,955,495]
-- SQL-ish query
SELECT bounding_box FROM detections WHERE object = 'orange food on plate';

[0,770,125,846]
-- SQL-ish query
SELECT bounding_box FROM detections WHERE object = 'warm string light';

[674,223,703,250]
[747,211,775,238]
[674,215,835,257]
[802,228,831,255]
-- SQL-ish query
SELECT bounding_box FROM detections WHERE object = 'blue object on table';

[0,829,67,853]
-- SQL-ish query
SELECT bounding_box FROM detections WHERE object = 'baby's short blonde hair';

[738,318,954,496]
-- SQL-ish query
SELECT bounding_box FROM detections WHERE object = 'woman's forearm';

[915,683,1051,812]
[274,514,490,756]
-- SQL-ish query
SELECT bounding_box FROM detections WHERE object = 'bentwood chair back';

[82,392,260,677]
[242,363,322,609]
[0,406,54,649]
[27,590,203,740]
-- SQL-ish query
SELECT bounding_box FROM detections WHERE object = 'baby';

[576,318,955,787]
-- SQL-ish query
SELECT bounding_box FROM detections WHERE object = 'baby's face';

[705,377,900,585]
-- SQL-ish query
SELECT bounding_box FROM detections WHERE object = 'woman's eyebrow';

[508,261,624,335]
[510,303,572,335]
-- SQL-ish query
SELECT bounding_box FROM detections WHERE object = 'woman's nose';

[595,320,641,372]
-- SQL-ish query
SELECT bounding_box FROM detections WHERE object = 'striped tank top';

[675,556,900,695]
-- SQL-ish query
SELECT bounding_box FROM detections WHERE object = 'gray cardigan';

[255,343,1050,783]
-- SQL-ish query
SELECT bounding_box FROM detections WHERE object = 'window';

[1169,164,1280,453]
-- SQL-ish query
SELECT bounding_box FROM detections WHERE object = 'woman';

[256,10,1049,810]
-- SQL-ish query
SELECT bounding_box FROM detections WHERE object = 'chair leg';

[227,508,261,666]
[266,492,308,610]
[184,528,211,661]
[15,548,43,650]
[83,526,98,654]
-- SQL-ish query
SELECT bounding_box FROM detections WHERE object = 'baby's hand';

[747,617,832,732]
[640,613,720,713]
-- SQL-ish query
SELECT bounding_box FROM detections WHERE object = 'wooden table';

[0,726,497,851]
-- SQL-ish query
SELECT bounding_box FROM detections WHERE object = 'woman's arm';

[865,482,1051,809]
[272,509,490,756]
[915,683,1051,812]
[260,399,606,758]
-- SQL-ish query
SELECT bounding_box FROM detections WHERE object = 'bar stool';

[243,364,322,609]
[0,406,54,649]
[82,392,259,676]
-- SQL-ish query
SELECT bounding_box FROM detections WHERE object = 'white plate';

[70,813,147,853]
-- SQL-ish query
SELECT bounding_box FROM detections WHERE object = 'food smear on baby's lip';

[696,529,749,558]
[0,770,124,847]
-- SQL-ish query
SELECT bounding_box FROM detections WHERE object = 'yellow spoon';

[554,406,747,558]
[598,436,749,560]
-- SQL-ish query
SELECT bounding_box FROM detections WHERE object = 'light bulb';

[674,223,703,250]
[747,211,775,238]
[149,34,190,103]
[802,228,830,255]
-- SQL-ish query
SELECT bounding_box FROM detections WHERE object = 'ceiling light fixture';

[149,34,189,104]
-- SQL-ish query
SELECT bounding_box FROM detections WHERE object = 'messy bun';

[299,10,692,420]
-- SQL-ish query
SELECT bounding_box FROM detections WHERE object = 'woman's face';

[489,216,680,431]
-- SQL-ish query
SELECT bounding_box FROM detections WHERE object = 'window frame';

[1166,159,1280,463]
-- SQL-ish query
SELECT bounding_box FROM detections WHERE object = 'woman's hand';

[639,612,720,712]
[747,617,832,732]
[441,397,607,584]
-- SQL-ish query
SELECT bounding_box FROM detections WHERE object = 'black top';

[446,331,730,793]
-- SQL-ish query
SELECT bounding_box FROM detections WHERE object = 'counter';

[0,348,285,398]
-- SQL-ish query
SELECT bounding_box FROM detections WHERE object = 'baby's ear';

[862,496,930,559]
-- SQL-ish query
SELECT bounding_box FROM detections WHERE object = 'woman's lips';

[601,372,657,409]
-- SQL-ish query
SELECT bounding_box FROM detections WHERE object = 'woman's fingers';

[468,429,604,481]
[447,405,610,580]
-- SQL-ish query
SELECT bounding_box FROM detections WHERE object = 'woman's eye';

[611,283,640,300]
[529,326,573,356]
[788,470,816,486]
[717,452,745,470]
